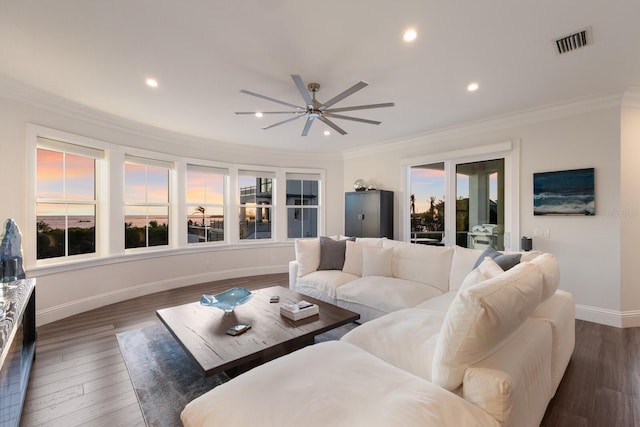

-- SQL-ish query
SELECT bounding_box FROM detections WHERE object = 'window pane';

[303,180,319,206]
[188,205,224,243]
[36,203,65,259]
[205,174,224,204]
[66,154,95,200]
[239,175,257,204]
[286,180,302,205]
[410,163,445,245]
[147,206,169,246]
[68,204,95,255]
[187,167,224,205]
[147,166,168,203]
[125,205,147,248]
[36,149,64,199]
[240,206,271,239]
[124,163,146,203]
[287,207,317,238]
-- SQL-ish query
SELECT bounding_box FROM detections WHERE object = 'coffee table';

[156,285,360,377]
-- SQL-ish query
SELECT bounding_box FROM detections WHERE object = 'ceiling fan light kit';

[235,74,394,136]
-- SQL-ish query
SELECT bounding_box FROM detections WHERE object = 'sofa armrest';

[288,260,299,290]
[462,318,553,427]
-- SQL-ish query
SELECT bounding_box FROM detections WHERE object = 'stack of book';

[280,300,319,321]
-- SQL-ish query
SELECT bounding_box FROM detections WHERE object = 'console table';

[0,278,36,427]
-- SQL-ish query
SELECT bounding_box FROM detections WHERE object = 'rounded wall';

[0,91,344,326]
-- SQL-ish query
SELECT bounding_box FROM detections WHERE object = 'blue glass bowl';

[200,287,253,312]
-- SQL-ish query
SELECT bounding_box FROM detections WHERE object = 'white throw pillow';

[361,246,393,277]
[294,238,320,277]
[449,246,484,291]
[458,257,504,291]
[342,239,384,276]
[431,262,543,391]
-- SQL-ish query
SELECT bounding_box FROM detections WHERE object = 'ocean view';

[37,215,220,229]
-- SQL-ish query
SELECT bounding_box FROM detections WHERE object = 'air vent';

[555,27,591,54]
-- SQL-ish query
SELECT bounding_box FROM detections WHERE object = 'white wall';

[0,91,344,325]
[343,94,637,327]
[621,95,640,319]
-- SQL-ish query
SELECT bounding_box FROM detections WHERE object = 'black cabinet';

[345,190,394,238]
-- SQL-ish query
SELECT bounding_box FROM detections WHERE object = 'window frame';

[403,141,520,250]
[26,124,326,271]
[237,169,275,241]
[123,155,173,251]
[185,163,228,245]
[285,172,321,239]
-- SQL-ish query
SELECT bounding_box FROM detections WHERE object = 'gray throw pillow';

[318,236,354,270]
[473,246,521,271]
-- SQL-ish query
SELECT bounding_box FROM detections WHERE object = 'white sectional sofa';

[182,237,575,427]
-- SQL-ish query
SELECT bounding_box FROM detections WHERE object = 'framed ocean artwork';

[533,168,595,216]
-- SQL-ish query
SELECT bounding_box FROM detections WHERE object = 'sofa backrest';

[382,240,454,293]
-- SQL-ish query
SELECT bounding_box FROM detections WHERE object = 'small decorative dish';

[200,287,253,312]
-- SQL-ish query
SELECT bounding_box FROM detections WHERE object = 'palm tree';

[193,206,206,226]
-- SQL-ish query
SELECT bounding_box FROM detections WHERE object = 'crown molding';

[343,88,628,160]
[0,74,340,162]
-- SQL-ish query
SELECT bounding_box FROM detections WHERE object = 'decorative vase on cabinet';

[344,190,393,238]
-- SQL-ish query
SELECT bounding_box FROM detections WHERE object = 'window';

[124,157,171,249]
[286,174,319,238]
[186,165,226,243]
[35,138,102,260]
[238,171,274,240]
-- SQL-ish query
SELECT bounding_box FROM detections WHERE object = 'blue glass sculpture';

[1,219,26,283]
[200,287,253,312]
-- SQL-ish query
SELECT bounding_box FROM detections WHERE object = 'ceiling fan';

[235,74,394,136]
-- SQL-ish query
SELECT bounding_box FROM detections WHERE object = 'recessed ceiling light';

[403,29,417,42]
[145,78,158,88]
[467,82,479,92]
[255,112,264,118]
[324,130,331,136]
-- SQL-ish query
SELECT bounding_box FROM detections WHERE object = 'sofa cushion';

[431,262,543,391]
[341,308,445,381]
[449,246,484,291]
[318,236,353,270]
[473,247,521,271]
[336,276,443,314]
[294,238,321,277]
[383,240,454,293]
[296,270,359,299]
[361,246,393,277]
[181,341,502,427]
[414,291,458,313]
[459,256,504,291]
[342,239,384,276]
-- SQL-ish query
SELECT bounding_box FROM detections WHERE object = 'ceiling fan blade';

[262,114,306,130]
[324,113,381,125]
[235,111,301,115]
[301,117,315,136]
[291,75,314,108]
[325,102,395,113]
[239,89,304,110]
[319,80,369,111]
[318,116,347,135]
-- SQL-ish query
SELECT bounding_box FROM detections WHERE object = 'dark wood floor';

[18,273,640,426]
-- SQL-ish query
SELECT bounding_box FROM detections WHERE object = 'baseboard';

[575,304,640,328]
[36,265,287,326]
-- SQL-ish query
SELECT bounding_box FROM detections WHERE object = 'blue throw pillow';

[473,246,521,271]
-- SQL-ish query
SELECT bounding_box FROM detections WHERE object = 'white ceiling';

[1,1,639,153]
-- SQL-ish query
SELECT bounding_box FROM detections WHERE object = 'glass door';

[409,162,445,245]
[455,159,505,250]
